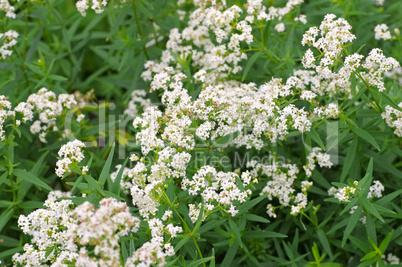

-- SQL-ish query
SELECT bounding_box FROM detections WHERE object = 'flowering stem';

[162,191,205,264]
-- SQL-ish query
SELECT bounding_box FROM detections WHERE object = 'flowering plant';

[0,0,401,266]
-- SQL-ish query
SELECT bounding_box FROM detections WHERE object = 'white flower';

[381,103,402,136]
[275,23,286,33]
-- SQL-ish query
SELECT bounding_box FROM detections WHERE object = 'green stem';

[6,138,17,202]
[162,191,205,265]
[133,1,150,60]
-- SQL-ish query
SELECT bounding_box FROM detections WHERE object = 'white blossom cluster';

[385,66,402,86]
[55,139,88,177]
[0,88,84,143]
[328,184,356,203]
[123,90,152,118]
[75,0,128,16]
[0,30,18,59]
[124,218,181,266]
[27,88,81,142]
[301,14,400,97]
[0,96,9,140]
[110,153,186,264]
[361,48,400,92]
[303,147,333,177]
[140,68,313,153]
[382,253,401,265]
[142,0,303,84]
[381,103,402,137]
[0,0,19,19]
[374,24,392,40]
[0,0,22,59]
[367,180,385,198]
[247,157,310,217]
[182,165,253,220]
[13,192,141,267]
[348,180,384,224]
[329,179,385,205]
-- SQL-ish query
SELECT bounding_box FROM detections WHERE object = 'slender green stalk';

[133,1,150,60]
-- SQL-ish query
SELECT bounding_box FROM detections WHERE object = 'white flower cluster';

[362,48,400,92]
[110,164,133,193]
[301,14,400,97]
[328,184,356,203]
[13,192,141,267]
[76,0,128,16]
[374,24,392,40]
[245,0,303,23]
[381,103,402,137]
[140,68,313,155]
[382,253,401,265]
[0,30,18,59]
[124,90,152,118]
[27,88,80,142]
[66,198,141,266]
[182,165,253,220]
[348,180,384,224]
[385,66,402,86]
[367,180,384,198]
[142,0,303,84]
[0,0,19,18]
[0,88,83,143]
[303,147,333,177]
[0,96,14,140]
[247,157,310,217]
[55,139,88,177]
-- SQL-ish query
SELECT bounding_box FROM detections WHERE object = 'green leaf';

[306,131,326,151]
[349,235,370,253]
[360,251,377,261]
[221,242,238,266]
[238,194,266,215]
[365,215,377,245]
[229,219,243,248]
[243,230,287,239]
[13,169,52,192]
[48,74,68,81]
[198,220,225,234]
[342,205,362,247]
[70,175,84,195]
[358,158,374,198]
[317,228,333,259]
[360,197,384,223]
[174,235,190,252]
[211,131,240,148]
[0,200,14,208]
[376,189,402,205]
[111,157,129,195]
[30,151,49,176]
[340,138,358,183]
[0,246,23,258]
[245,214,270,223]
[242,51,263,81]
[0,235,19,247]
[0,209,14,232]
[0,172,8,187]
[85,175,106,197]
[99,143,115,186]
[379,230,393,253]
[349,121,380,151]
[45,246,55,258]
[187,256,216,267]
[19,201,45,209]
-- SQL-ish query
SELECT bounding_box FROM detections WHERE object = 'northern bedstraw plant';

[0,0,401,266]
